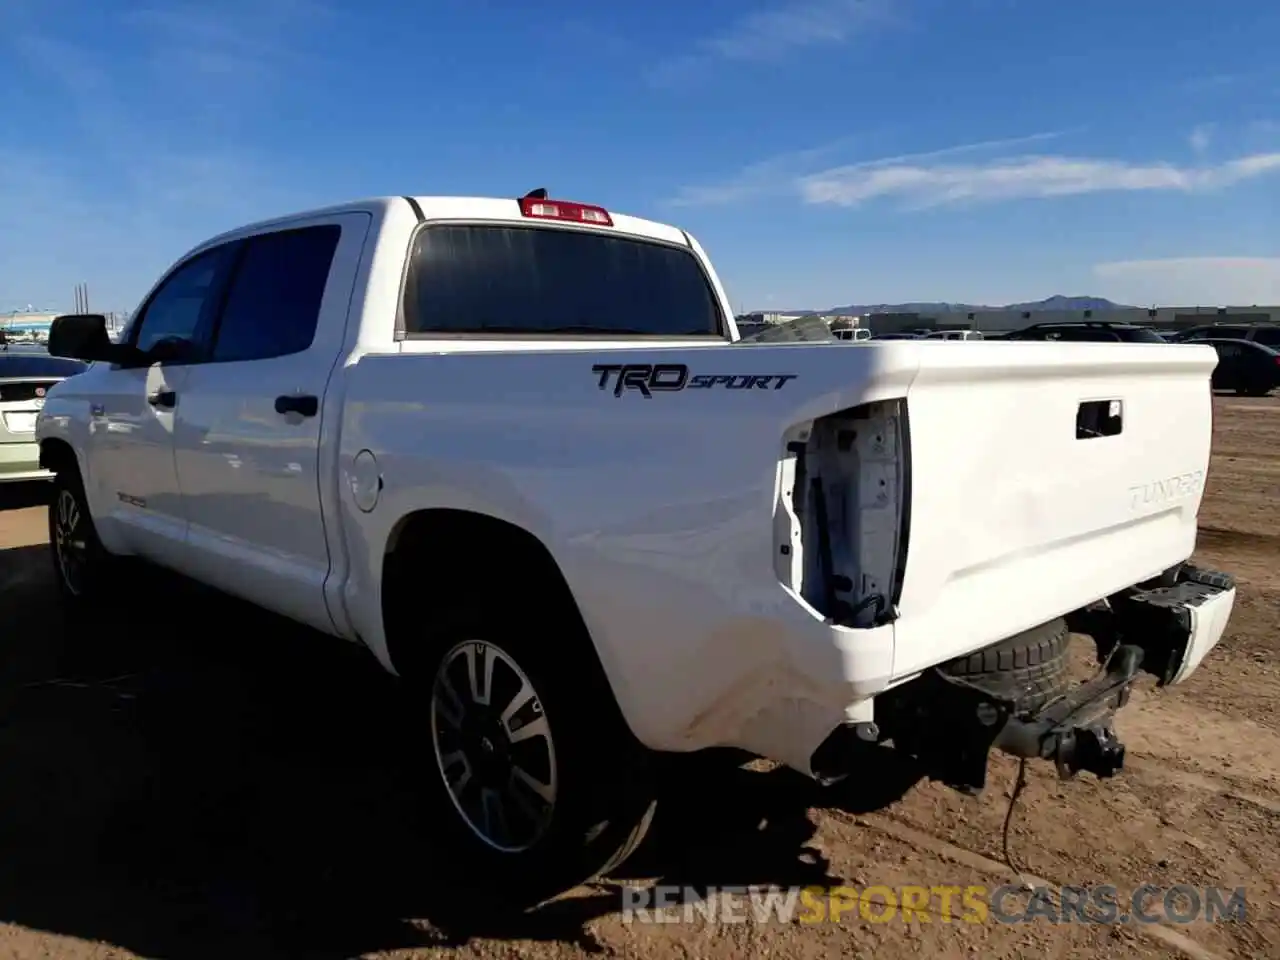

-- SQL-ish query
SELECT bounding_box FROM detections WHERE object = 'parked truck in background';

[37,191,1236,908]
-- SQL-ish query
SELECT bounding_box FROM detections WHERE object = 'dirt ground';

[1,396,1277,960]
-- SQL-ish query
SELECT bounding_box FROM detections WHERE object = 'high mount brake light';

[518,196,614,227]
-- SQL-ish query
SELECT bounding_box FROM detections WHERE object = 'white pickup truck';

[38,191,1235,908]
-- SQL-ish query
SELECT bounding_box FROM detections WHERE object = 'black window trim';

[396,218,730,341]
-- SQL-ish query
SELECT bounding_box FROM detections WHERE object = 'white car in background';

[832,327,872,341]
[0,343,89,482]
[923,329,985,341]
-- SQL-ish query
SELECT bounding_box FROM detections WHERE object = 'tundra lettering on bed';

[36,190,1236,911]
[1128,470,1206,510]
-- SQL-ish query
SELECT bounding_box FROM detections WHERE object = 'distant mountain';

[1003,295,1129,312]
[771,295,1134,315]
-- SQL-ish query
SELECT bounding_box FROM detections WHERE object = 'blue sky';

[2,0,1278,315]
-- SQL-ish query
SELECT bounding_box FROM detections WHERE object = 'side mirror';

[48,314,147,365]
[48,314,114,361]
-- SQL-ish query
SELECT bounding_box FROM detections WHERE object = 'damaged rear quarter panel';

[335,342,918,753]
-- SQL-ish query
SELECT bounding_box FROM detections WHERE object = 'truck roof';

[200,195,692,250]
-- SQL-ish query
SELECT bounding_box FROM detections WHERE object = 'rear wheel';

[404,599,656,910]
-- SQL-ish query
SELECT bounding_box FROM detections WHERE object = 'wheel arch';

[379,508,622,715]
[38,437,78,476]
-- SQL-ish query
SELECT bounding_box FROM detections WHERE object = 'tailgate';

[890,341,1217,677]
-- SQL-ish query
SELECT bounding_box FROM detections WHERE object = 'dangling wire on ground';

[1001,757,1030,881]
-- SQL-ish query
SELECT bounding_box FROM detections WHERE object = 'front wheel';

[48,468,118,606]
[409,610,656,910]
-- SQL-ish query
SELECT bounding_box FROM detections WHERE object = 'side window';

[130,243,240,357]
[209,225,341,363]
[1249,327,1280,347]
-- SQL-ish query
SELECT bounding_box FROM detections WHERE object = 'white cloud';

[798,152,1280,209]
[647,0,895,86]
[666,130,1070,207]
[666,138,862,207]
[1093,258,1280,307]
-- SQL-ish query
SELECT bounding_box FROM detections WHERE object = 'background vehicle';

[922,329,984,341]
[1187,338,1280,396]
[1168,323,1280,347]
[36,192,1235,908]
[832,327,872,341]
[870,331,923,340]
[999,321,1167,343]
[1,348,88,482]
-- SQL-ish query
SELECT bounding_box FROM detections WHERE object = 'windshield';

[402,224,725,338]
[0,353,87,378]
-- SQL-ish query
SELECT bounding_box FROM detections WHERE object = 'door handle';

[275,394,319,418]
[147,390,177,409]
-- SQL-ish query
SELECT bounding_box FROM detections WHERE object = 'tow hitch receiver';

[862,564,1235,796]
[881,647,1142,794]
[992,643,1141,779]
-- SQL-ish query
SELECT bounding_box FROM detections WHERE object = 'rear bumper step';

[814,564,1236,793]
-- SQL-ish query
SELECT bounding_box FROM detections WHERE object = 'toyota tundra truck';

[36,190,1235,907]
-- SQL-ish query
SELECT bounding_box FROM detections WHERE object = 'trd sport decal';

[592,363,797,398]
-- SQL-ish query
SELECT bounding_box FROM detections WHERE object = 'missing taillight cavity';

[518,197,614,226]
[774,400,910,627]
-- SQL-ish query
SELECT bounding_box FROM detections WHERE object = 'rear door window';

[402,225,724,337]
[210,225,341,363]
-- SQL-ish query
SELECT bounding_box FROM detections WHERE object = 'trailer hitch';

[867,643,1144,795]
[992,643,1142,779]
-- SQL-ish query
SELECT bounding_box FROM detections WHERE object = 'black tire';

[401,600,656,912]
[48,466,118,607]
[937,618,1071,714]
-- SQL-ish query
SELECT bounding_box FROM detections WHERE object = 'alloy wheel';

[429,639,559,853]
[53,488,87,596]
